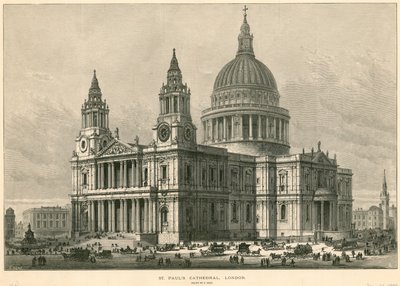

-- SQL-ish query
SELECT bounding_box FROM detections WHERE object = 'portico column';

[125,161,129,187]
[135,199,140,233]
[131,199,136,232]
[223,116,227,141]
[124,199,128,232]
[97,201,101,232]
[321,201,324,231]
[111,200,115,232]
[273,117,277,139]
[149,200,153,233]
[152,200,157,233]
[107,163,111,188]
[144,199,148,233]
[87,201,92,232]
[102,201,106,232]
[111,162,115,189]
[119,162,123,188]
[258,115,262,140]
[266,117,269,138]
[107,201,112,232]
[133,160,136,187]
[135,160,140,187]
[100,164,105,189]
[97,165,100,189]
[249,114,253,139]
[91,201,95,232]
[239,115,244,140]
[118,199,123,232]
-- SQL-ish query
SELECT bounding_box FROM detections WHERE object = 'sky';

[3,4,397,221]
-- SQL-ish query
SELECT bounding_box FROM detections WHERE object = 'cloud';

[28,71,54,81]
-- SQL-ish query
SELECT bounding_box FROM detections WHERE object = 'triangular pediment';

[97,139,135,157]
[312,152,333,165]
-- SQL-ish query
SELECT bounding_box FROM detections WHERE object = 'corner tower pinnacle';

[76,70,112,157]
[154,49,196,147]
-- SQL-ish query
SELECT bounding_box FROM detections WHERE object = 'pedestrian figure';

[32,256,37,267]
[261,258,264,267]
[290,258,295,267]
[240,256,244,264]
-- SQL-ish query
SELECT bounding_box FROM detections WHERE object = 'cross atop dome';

[237,5,254,56]
[243,5,248,22]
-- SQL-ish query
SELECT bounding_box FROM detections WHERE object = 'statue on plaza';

[22,223,37,245]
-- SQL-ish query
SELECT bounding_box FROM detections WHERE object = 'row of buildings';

[4,206,71,240]
[353,171,397,233]
[69,8,354,244]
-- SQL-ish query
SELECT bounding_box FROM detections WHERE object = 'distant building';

[4,207,16,240]
[22,206,71,238]
[353,206,383,230]
[353,170,395,231]
[380,170,390,230]
[15,221,24,239]
[389,204,397,240]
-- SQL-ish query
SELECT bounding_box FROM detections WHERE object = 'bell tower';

[153,49,196,147]
[380,169,390,229]
[75,70,112,157]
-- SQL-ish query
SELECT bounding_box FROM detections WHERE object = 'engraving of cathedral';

[70,10,353,244]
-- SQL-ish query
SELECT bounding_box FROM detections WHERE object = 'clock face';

[158,124,170,142]
[80,138,88,152]
[184,125,192,141]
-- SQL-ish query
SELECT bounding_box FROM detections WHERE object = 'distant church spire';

[237,5,254,56]
[382,169,388,194]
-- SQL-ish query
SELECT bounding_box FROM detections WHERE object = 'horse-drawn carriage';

[62,249,90,261]
[236,243,262,256]
[200,243,225,256]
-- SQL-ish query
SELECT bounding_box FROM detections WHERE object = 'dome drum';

[201,111,290,156]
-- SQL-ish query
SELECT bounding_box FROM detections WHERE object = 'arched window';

[281,204,286,220]
[161,207,168,224]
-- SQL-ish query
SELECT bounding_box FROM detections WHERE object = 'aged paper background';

[1,1,399,286]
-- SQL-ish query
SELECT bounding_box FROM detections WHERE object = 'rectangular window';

[83,173,87,186]
[56,221,59,228]
[161,165,167,180]
[186,165,192,182]
[43,221,47,228]
[62,221,66,228]
[37,221,40,228]
[49,221,53,228]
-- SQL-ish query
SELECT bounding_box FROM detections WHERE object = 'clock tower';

[153,49,196,148]
[75,70,112,158]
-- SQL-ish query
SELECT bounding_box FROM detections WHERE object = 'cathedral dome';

[213,54,277,91]
[201,7,290,157]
